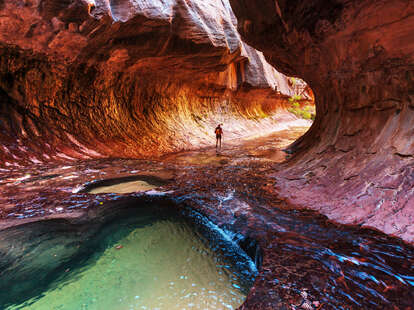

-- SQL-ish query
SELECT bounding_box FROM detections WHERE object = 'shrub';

[287,96,315,121]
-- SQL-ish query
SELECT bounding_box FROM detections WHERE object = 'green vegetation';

[289,77,297,86]
[289,94,303,102]
[287,95,316,120]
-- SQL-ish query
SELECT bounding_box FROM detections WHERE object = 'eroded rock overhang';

[229,0,414,241]
[0,0,310,164]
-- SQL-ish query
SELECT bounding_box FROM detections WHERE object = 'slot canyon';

[0,0,413,310]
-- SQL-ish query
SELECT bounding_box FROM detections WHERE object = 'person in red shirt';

[215,124,223,149]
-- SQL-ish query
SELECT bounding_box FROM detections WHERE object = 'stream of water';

[0,127,413,309]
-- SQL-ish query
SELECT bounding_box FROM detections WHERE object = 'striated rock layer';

[229,0,414,242]
[0,0,310,166]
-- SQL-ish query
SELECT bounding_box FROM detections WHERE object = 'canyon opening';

[0,1,413,310]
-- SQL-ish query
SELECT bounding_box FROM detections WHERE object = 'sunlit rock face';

[0,0,308,165]
[230,0,414,241]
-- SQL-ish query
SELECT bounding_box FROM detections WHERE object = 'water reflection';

[0,127,413,309]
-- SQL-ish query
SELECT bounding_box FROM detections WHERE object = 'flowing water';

[1,127,413,309]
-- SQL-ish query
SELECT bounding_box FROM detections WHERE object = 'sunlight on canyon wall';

[0,0,311,166]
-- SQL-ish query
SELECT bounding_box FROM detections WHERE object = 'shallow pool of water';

[1,204,257,310]
[87,180,157,194]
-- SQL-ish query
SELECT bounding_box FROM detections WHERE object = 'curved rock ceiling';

[0,0,308,164]
[230,0,414,241]
[1,1,414,308]
[0,0,411,241]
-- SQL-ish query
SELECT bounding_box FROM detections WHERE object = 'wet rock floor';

[0,126,413,309]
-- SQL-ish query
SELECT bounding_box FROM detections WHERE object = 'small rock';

[300,291,308,299]
[51,17,65,31]
[301,301,313,310]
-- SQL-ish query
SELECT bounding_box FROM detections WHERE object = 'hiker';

[215,124,223,149]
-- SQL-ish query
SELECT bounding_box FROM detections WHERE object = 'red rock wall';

[0,0,308,165]
[230,0,414,241]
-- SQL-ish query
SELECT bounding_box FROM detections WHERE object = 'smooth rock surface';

[230,0,414,242]
[0,0,310,164]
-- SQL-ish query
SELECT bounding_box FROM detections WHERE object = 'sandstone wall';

[230,0,414,241]
[0,0,306,165]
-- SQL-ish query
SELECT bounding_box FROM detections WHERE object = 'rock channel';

[230,0,414,242]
